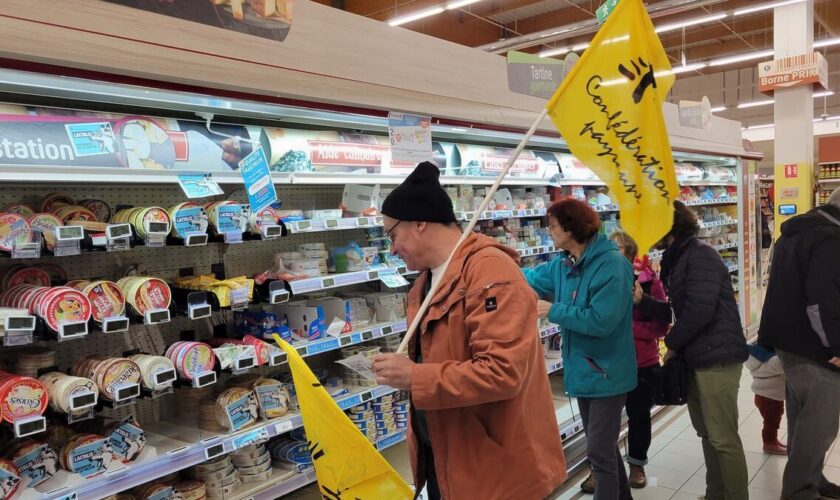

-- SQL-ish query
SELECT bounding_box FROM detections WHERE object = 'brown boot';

[629,464,647,488]
[580,472,596,494]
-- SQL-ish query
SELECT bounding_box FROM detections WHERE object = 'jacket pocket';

[583,355,609,379]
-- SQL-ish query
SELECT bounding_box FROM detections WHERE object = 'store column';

[772,0,814,237]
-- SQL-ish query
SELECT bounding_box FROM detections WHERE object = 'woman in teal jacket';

[524,198,637,500]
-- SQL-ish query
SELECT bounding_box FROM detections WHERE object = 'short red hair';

[547,198,601,244]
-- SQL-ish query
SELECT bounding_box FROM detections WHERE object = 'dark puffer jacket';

[638,236,748,369]
[759,204,840,372]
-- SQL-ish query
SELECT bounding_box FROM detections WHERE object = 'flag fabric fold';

[272,334,414,500]
[546,0,679,254]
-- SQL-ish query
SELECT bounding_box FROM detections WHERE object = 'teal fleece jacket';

[524,234,637,398]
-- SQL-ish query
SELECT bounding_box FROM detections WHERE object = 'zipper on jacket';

[583,356,609,379]
[465,281,513,298]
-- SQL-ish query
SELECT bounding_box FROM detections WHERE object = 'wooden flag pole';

[396,108,550,355]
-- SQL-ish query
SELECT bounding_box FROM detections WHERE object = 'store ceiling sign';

[103,0,293,43]
[758,52,828,94]
[506,51,567,100]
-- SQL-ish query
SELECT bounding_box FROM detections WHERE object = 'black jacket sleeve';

[664,246,726,353]
[638,294,672,324]
[806,237,840,357]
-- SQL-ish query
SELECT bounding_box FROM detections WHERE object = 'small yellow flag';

[272,335,414,500]
[546,0,678,254]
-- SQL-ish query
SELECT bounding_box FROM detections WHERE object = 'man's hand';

[634,281,644,305]
[372,353,415,390]
[830,357,840,368]
[537,300,553,319]
[663,349,676,364]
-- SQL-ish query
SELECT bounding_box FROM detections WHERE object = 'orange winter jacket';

[407,233,567,500]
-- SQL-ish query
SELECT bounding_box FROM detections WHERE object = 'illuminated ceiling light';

[670,62,708,74]
[708,50,774,67]
[446,0,482,9]
[710,106,727,113]
[734,0,806,16]
[737,99,775,109]
[744,123,775,130]
[539,47,571,58]
[815,38,840,49]
[388,7,445,26]
[655,13,728,34]
[572,42,590,51]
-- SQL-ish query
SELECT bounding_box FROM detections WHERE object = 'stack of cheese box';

[373,393,409,440]
[231,443,273,485]
[189,454,240,499]
[347,400,377,443]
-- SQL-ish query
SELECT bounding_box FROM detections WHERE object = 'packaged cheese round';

[249,206,279,235]
[2,204,35,219]
[128,354,176,390]
[3,267,51,289]
[168,202,209,239]
[7,440,58,487]
[78,281,125,322]
[39,372,98,414]
[79,199,112,223]
[0,458,22,498]
[215,387,257,431]
[53,206,97,224]
[40,193,76,214]
[27,214,62,251]
[15,347,56,379]
[173,480,206,500]
[165,342,215,380]
[0,372,48,422]
[0,214,32,253]
[117,277,171,314]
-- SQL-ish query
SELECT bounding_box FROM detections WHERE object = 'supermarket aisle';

[289,367,840,500]
[552,366,840,500]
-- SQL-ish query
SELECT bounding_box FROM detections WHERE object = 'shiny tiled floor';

[551,367,840,500]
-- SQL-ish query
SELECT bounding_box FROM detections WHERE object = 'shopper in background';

[371,162,567,500]
[744,343,786,455]
[608,230,669,489]
[758,187,840,500]
[524,198,636,500]
[635,200,749,500]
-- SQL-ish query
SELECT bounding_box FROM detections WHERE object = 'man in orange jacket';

[372,162,567,499]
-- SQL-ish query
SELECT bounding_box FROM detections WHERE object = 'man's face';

[383,216,427,271]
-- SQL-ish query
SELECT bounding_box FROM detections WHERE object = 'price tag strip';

[113,383,141,402]
[184,232,209,247]
[69,389,98,411]
[268,281,289,305]
[13,415,46,438]
[54,225,84,256]
[230,425,269,450]
[260,225,283,240]
[153,369,177,388]
[144,309,171,325]
[58,321,88,340]
[224,231,243,245]
[192,371,217,388]
[105,224,132,252]
[102,316,130,334]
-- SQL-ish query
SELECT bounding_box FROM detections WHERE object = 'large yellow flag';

[546,0,678,254]
[272,335,414,499]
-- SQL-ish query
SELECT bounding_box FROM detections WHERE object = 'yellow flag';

[546,0,678,254]
[272,335,414,499]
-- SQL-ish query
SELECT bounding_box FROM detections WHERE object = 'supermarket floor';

[289,366,840,499]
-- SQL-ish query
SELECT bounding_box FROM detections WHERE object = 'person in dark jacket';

[758,188,840,500]
[634,201,748,500]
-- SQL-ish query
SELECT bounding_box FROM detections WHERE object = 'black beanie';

[381,162,457,223]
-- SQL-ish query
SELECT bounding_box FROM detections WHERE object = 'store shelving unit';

[0,59,760,499]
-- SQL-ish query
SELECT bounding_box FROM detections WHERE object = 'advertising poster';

[102,0,293,43]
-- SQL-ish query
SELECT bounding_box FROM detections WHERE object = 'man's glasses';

[385,220,403,243]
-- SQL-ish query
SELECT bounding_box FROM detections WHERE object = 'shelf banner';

[0,105,566,181]
[544,0,678,254]
[103,0,293,43]
[272,334,413,500]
